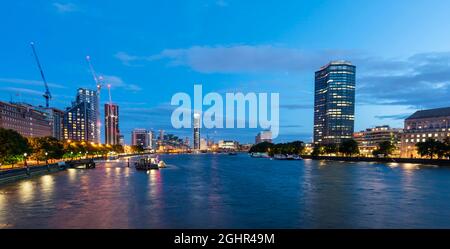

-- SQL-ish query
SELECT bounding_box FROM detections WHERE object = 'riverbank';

[301,155,450,166]
[0,153,152,185]
[0,163,65,185]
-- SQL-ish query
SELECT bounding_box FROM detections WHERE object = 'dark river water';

[1,154,450,228]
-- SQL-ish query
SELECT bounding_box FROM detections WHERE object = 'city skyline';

[1,1,450,143]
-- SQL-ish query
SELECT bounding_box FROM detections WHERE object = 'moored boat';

[250,152,270,158]
[135,156,165,170]
[287,154,303,160]
[273,154,303,160]
[273,154,287,160]
[158,160,167,168]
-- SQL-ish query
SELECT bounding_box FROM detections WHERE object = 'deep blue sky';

[1,0,450,144]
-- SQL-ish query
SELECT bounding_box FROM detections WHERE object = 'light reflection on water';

[19,181,34,203]
[1,155,450,229]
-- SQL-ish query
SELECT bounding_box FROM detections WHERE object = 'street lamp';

[70,151,74,160]
[23,152,29,175]
[45,152,49,171]
[23,153,28,166]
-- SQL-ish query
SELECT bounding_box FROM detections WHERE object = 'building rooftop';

[318,60,354,71]
[406,107,450,120]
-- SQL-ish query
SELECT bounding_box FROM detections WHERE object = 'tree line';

[249,136,450,160]
[311,139,360,157]
[302,137,450,159]
[415,138,450,159]
[249,141,305,156]
[0,128,143,166]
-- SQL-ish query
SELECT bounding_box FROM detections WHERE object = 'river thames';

[1,153,450,229]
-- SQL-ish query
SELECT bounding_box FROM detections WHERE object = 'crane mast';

[30,42,52,108]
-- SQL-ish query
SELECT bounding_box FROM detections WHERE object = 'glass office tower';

[314,61,356,145]
[193,112,201,150]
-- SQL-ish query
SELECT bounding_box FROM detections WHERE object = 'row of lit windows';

[404,133,449,139]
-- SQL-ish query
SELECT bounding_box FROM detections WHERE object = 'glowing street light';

[23,153,29,174]
[45,152,49,170]
[23,153,28,167]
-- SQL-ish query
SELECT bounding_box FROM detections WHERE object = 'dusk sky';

[1,0,450,144]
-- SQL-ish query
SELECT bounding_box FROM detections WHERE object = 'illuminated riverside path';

[1,153,450,228]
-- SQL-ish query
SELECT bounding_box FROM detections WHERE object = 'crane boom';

[30,42,52,108]
[85,56,103,93]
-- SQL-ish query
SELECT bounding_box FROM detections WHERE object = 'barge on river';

[135,156,166,170]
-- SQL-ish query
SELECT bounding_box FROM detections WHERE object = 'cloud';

[0,78,66,89]
[114,52,141,66]
[280,124,303,128]
[102,75,142,92]
[216,0,228,7]
[279,104,312,110]
[356,52,450,109]
[1,87,44,96]
[117,44,450,109]
[53,2,79,13]
[374,114,412,120]
[115,46,355,73]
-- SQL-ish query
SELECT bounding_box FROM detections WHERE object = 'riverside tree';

[372,141,396,158]
[249,141,304,156]
[339,139,359,157]
[416,138,448,159]
[28,136,64,162]
[0,128,31,165]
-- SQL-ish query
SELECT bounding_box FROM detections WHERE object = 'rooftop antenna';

[107,84,112,105]
[30,42,52,108]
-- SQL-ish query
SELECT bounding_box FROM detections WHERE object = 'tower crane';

[85,55,104,94]
[30,42,52,108]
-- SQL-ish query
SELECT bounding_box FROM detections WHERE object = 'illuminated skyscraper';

[105,103,119,145]
[146,130,154,149]
[64,102,90,141]
[131,128,148,147]
[193,112,200,150]
[314,61,356,145]
[63,88,99,142]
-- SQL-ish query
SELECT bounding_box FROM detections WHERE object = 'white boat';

[158,160,166,168]
[274,154,287,160]
[287,154,303,160]
[135,155,166,170]
[273,154,303,160]
[250,152,270,158]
